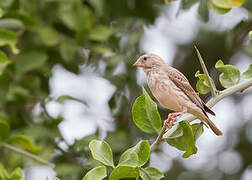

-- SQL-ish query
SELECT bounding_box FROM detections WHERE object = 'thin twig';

[150,78,252,152]
[150,126,166,153]
[194,46,217,97]
[1,143,55,167]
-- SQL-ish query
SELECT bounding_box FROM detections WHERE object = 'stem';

[150,126,166,153]
[1,143,54,167]
[150,78,252,152]
[194,46,217,97]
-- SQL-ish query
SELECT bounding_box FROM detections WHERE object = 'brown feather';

[203,103,215,116]
[163,66,204,109]
[202,116,223,136]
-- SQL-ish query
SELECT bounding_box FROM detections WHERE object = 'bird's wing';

[163,65,205,110]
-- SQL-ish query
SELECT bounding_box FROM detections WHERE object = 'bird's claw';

[163,112,183,129]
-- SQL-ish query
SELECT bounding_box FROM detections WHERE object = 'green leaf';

[195,70,216,94]
[0,8,2,18]
[198,0,209,22]
[181,0,200,10]
[0,28,19,54]
[82,166,107,180]
[0,163,8,179]
[88,25,112,42]
[9,167,23,180]
[209,1,231,14]
[132,87,162,134]
[163,123,183,139]
[0,51,11,74]
[118,151,139,167]
[241,64,252,78]
[72,134,98,152]
[54,178,61,180]
[109,166,139,180]
[59,2,93,33]
[249,31,252,40]
[166,121,197,158]
[89,140,114,167]
[19,75,40,90]
[56,95,87,105]
[39,27,59,46]
[191,123,204,140]
[119,140,150,167]
[91,45,113,56]
[15,50,48,73]
[0,19,24,31]
[215,60,240,88]
[4,11,37,27]
[211,0,246,9]
[59,41,78,62]
[140,167,164,180]
[0,120,10,140]
[7,135,42,154]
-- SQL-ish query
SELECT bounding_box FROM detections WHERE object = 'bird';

[133,53,223,136]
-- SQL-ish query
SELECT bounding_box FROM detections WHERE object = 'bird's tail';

[202,116,223,136]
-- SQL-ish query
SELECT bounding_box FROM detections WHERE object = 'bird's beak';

[133,59,143,67]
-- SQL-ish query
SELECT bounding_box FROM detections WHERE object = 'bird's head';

[133,53,166,70]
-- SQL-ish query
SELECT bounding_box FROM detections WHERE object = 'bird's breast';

[147,72,183,112]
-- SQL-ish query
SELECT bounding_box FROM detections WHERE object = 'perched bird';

[133,53,223,136]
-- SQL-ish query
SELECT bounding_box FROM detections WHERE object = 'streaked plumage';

[133,53,223,136]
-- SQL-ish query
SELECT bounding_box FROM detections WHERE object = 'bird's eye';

[143,57,147,61]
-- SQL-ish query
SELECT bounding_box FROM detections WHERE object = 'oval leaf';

[7,135,42,154]
[39,27,59,46]
[163,123,183,139]
[89,140,114,167]
[82,166,107,180]
[109,166,139,180]
[88,25,112,42]
[0,120,10,140]
[140,167,164,180]
[211,0,246,9]
[118,151,138,167]
[132,87,161,134]
[241,64,252,79]
[15,50,48,73]
[166,120,197,158]
[209,1,231,14]
[215,60,240,88]
[119,140,150,167]
[0,51,12,75]
[191,123,204,140]
[195,70,216,94]
[0,28,19,54]
[9,167,23,180]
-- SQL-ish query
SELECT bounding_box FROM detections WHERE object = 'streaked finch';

[133,53,223,136]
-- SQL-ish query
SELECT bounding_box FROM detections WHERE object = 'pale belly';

[147,77,184,112]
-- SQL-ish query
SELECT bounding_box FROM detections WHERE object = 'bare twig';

[150,78,252,152]
[1,143,55,167]
[150,126,166,153]
[194,46,217,97]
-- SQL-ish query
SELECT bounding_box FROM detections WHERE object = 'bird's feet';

[164,112,183,129]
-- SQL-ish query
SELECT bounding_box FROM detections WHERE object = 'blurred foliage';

[0,0,251,179]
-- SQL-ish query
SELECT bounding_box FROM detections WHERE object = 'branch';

[1,143,55,167]
[150,78,252,152]
[150,126,166,153]
[187,78,252,122]
[194,46,217,97]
